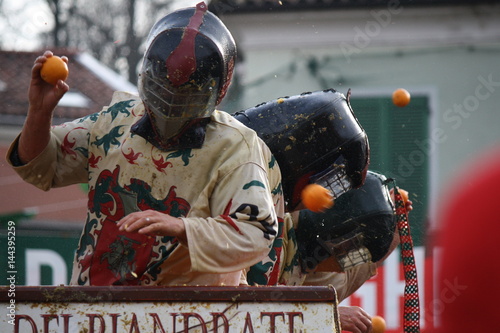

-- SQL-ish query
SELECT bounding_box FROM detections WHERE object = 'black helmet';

[234,89,370,211]
[138,2,236,143]
[296,171,397,272]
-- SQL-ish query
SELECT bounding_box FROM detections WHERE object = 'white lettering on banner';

[354,280,377,315]
[341,246,430,331]
[25,249,67,285]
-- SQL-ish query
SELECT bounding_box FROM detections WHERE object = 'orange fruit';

[301,184,334,212]
[371,315,386,333]
[392,88,411,107]
[40,55,69,85]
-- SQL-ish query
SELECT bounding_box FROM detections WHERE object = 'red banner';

[342,246,443,333]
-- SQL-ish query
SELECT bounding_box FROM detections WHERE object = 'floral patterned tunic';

[8,91,284,286]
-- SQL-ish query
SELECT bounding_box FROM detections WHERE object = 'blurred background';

[1,0,499,332]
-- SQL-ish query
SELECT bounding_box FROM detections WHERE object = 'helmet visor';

[310,155,354,200]
[139,60,219,120]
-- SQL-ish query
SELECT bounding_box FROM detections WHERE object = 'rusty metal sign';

[1,286,341,332]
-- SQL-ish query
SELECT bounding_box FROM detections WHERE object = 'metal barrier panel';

[1,285,340,332]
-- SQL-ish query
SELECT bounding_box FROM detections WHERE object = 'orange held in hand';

[301,183,334,212]
[399,188,409,205]
[40,55,69,86]
[371,315,386,333]
[392,88,411,107]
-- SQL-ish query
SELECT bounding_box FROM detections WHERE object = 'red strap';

[394,187,420,333]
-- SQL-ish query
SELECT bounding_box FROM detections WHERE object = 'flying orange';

[301,184,334,212]
[392,88,411,107]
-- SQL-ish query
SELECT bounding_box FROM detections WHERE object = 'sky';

[0,0,201,51]
[0,0,54,51]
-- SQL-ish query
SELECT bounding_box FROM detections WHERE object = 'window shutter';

[350,96,429,245]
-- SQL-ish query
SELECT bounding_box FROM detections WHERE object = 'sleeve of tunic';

[183,128,283,274]
[6,92,129,191]
[302,262,378,303]
[6,117,95,191]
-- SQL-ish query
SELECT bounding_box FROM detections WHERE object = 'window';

[350,95,430,245]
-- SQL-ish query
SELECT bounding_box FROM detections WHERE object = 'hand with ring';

[117,210,187,243]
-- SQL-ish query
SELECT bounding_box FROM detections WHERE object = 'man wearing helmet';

[234,90,413,332]
[243,171,411,333]
[7,2,283,287]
